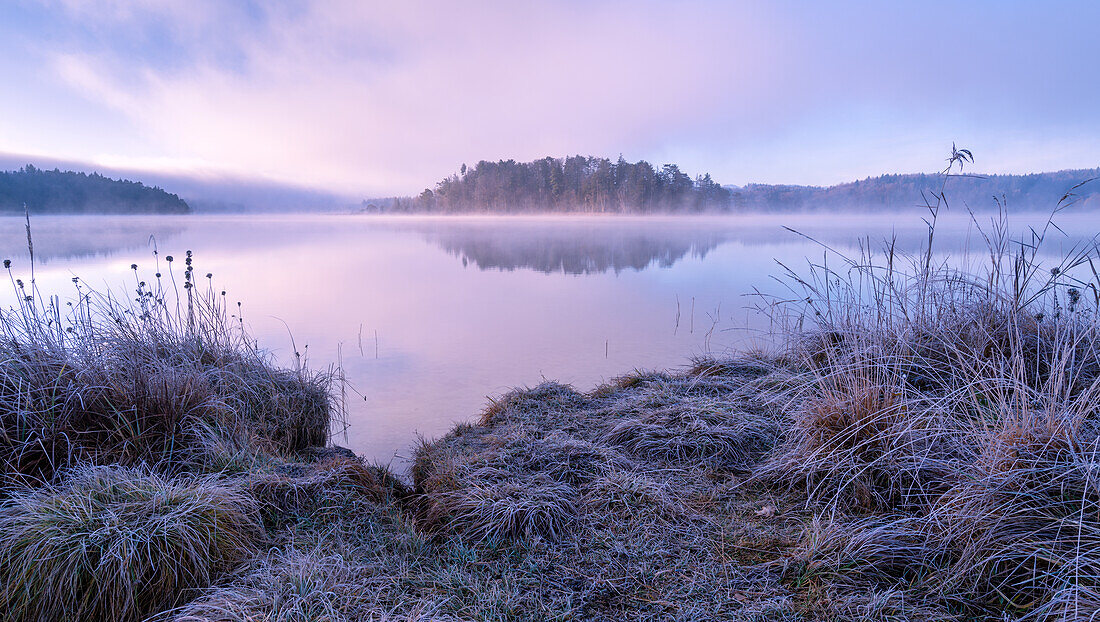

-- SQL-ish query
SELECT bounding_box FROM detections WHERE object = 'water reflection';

[417,221,729,274]
[397,212,1099,275]
[3,213,1093,274]
[0,216,184,264]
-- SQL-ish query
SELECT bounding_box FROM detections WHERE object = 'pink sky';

[2,1,1099,196]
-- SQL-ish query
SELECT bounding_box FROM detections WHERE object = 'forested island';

[0,165,190,214]
[367,158,1100,214]
[377,156,732,213]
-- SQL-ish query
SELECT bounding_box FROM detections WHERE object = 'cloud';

[37,1,781,194]
[7,1,1100,194]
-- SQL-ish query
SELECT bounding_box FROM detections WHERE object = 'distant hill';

[728,169,1100,212]
[0,152,354,213]
[0,165,189,214]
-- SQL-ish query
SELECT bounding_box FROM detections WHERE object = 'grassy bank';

[4,157,1100,620]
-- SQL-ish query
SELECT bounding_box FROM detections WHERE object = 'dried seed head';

[166,255,174,262]
[2,259,9,269]
[130,263,137,270]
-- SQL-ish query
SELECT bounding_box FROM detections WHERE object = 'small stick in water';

[674,295,680,334]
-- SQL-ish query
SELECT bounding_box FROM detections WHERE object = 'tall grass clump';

[413,383,590,542]
[756,361,968,512]
[932,400,1100,616]
[0,464,261,622]
[0,241,340,483]
[758,146,1100,616]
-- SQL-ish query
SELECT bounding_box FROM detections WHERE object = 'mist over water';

[1,212,1095,463]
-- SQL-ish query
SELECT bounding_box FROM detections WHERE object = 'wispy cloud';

[30,2,777,193]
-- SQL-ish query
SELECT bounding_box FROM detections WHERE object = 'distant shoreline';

[369,159,1100,215]
[0,165,190,215]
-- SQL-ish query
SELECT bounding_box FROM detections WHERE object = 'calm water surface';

[1,212,1095,465]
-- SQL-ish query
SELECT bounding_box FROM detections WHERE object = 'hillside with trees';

[0,165,190,214]
[388,156,731,213]
[731,168,1100,212]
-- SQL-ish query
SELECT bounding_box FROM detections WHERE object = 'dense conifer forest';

[0,165,190,214]
[388,156,731,213]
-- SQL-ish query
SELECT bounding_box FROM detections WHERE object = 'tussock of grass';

[0,252,337,484]
[414,375,784,542]
[0,244,350,620]
[424,470,579,541]
[250,452,410,529]
[755,364,969,512]
[415,389,599,542]
[407,371,800,619]
[602,402,777,471]
[688,354,776,379]
[931,409,1100,614]
[599,369,784,472]
[0,464,261,622]
[792,516,946,591]
[583,470,688,523]
[477,381,589,426]
[0,325,334,482]
[735,151,1100,618]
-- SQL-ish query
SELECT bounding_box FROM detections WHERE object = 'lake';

[1,211,1094,465]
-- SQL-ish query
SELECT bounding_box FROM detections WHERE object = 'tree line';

[0,165,190,214]
[365,160,1100,214]
[385,156,732,213]
[730,169,1100,212]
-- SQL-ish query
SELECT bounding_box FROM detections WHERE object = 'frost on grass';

[0,465,261,622]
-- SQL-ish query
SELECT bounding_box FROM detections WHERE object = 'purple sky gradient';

[2,1,1099,196]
